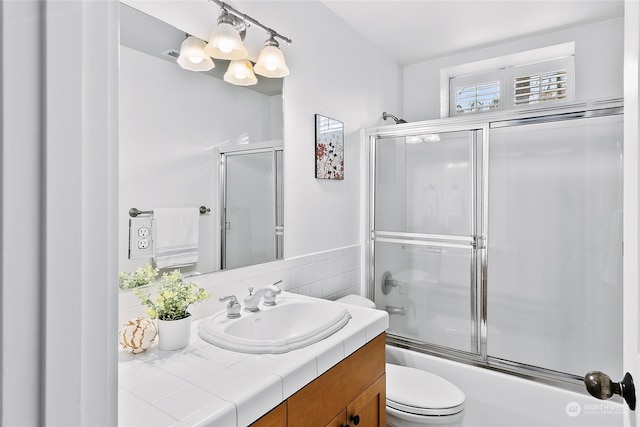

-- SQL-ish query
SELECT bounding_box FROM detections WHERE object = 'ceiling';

[321,0,625,66]
[122,0,625,69]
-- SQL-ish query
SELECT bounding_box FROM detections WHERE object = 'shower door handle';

[584,371,636,410]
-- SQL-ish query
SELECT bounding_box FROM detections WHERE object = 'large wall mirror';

[118,2,284,278]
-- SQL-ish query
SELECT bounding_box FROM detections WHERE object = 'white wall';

[119,45,282,275]
[2,1,119,425]
[256,1,401,256]
[404,18,624,121]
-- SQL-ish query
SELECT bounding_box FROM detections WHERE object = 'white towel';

[153,207,200,269]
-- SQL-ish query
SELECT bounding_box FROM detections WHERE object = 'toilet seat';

[386,363,465,417]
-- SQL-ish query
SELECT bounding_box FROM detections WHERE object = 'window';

[449,56,575,116]
[455,80,501,114]
[514,70,567,105]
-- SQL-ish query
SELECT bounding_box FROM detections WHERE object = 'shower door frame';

[369,122,487,360]
[367,98,624,393]
[219,146,284,270]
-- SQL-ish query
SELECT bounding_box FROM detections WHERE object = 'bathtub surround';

[119,245,362,326]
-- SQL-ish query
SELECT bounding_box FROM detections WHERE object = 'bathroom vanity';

[253,333,386,426]
[118,294,389,426]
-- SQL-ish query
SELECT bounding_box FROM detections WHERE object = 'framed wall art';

[315,114,344,180]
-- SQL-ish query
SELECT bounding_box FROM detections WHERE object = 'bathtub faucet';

[385,305,406,316]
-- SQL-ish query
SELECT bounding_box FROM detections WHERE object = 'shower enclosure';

[368,99,623,389]
[220,147,284,270]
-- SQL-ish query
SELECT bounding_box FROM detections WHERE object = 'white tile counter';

[118,294,389,427]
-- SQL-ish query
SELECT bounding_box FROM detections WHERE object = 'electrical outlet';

[137,226,150,237]
[129,217,154,259]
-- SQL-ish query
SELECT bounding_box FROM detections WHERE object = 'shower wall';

[370,103,623,385]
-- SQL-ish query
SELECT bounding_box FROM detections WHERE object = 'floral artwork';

[315,114,344,180]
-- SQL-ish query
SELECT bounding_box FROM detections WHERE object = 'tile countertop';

[118,293,389,427]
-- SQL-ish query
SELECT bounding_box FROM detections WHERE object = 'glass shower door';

[222,149,283,270]
[372,128,484,353]
[486,115,623,377]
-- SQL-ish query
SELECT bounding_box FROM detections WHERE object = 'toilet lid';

[386,363,465,417]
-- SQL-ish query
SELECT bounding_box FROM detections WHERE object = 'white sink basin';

[198,294,352,354]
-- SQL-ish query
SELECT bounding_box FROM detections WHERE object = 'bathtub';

[386,345,628,427]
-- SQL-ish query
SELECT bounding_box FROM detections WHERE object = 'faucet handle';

[219,295,241,319]
[248,286,254,296]
[263,281,283,306]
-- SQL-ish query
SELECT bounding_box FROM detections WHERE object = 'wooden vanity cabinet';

[251,402,287,427]
[326,375,386,427]
[251,333,386,427]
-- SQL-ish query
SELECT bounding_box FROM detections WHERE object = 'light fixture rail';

[210,0,292,45]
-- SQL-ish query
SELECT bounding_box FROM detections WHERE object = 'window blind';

[454,81,501,114]
[514,70,567,105]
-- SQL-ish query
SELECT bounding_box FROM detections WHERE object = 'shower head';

[382,112,407,124]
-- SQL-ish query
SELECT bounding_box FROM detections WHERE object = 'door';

[372,127,485,355]
[486,114,623,378]
[222,148,283,269]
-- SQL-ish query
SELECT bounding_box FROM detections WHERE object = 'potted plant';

[119,264,159,290]
[134,270,210,350]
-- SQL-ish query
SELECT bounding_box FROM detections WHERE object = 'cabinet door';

[250,402,286,427]
[288,334,386,426]
[325,409,346,427]
[347,374,386,427]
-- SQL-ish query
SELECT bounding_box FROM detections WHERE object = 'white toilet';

[336,295,465,427]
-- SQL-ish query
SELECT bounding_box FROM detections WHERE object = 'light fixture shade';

[204,22,248,60]
[254,45,289,78]
[223,59,258,86]
[177,36,215,71]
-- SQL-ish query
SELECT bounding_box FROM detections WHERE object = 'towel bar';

[129,206,211,217]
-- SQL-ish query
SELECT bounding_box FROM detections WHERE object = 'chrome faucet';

[385,305,406,316]
[263,280,283,306]
[219,295,241,318]
[244,280,282,312]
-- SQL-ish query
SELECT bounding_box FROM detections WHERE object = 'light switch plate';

[128,217,154,259]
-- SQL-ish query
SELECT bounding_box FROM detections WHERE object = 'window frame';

[507,57,576,108]
[449,70,506,117]
[449,56,575,117]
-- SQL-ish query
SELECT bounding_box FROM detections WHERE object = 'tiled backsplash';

[119,245,362,326]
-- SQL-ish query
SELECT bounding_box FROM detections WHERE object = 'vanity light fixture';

[211,0,291,84]
[177,36,215,71]
[175,1,293,85]
[204,9,248,60]
[224,59,258,86]
[254,33,290,78]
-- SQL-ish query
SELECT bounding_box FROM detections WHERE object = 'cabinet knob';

[350,414,360,425]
